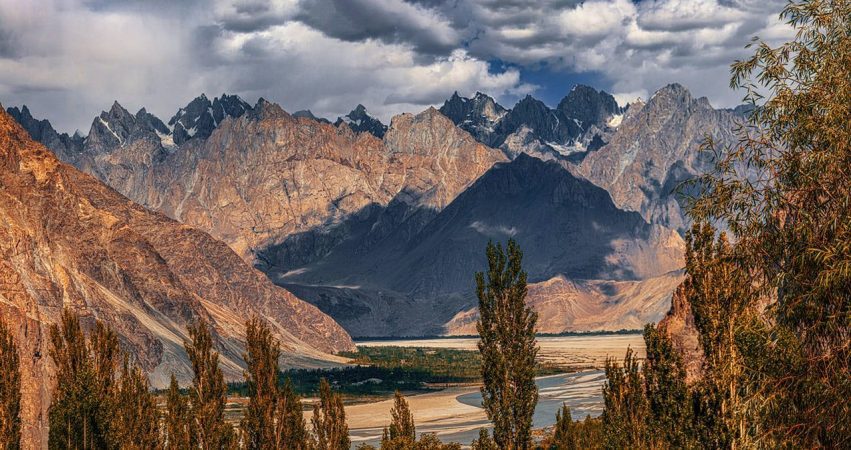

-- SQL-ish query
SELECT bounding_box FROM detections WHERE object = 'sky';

[0,0,792,133]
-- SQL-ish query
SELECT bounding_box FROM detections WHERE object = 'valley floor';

[346,334,644,446]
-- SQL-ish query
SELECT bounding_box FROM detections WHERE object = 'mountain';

[293,109,331,123]
[445,270,685,334]
[439,85,623,162]
[168,93,252,145]
[334,104,388,138]
[0,106,353,446]
[269,154,685,336]
[438,91,507,146]
[5,105,83,162]
[577,83,741,232]
[22,98,506,262]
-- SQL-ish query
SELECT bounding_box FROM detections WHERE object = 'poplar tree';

[379,390,415,449]
[242,317,280,450]
[164,374,192,450]
[48,310,119,449]
[601,348,649,449]
[185,319,234,449]
[109,357,159,449]
[388,390,415,443]
[642,324,697,448]
[310,378,349,450]
[470,429,497,450]
[0,319,21,450]
[475,239,538,449]
[276,378,307,449]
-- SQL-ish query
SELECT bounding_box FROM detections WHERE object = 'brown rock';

[0,107,353,447]
[445,271,685,335]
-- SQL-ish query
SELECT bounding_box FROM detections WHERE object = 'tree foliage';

[685,0,851,446]
[544,406,602,450]
[185,319,234,449]
[475,239,539,449]
[48,311,119,449]
[108,357,160,449]
[310,378,349,450]
[0,319,21,450]
[164,374,192,450]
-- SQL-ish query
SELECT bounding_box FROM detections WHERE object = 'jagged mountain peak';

[557,84,623,132]
[292,109,330,123]
[334,103,387,138]
[169,93,252,145]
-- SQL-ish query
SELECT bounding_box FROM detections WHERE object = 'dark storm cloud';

[296,0,462,55]
[0,0,791,132]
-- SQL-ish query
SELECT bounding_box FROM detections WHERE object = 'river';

[346,334,644,446]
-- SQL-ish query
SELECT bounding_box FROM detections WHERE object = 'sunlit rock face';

[577,83,742,232]
[0,106,353,447]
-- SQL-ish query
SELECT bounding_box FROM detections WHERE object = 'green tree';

[185,319,234,449]
[108,357,160,449]
[601,348,649,449]
[549,405,575,450]
[687,0,851,446]
[642,324,697,448]
[310,378,349,450]
[388,390,415,443]
[277,378,308,449]
[0,319,21,450]
[470,429,497,450]
[475,239,539,449]
[242,316,280,450]
[48,310,119,450]
[164,374,192,450]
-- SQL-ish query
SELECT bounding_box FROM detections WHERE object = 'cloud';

[0,0,792,132]
[469,221,519,237]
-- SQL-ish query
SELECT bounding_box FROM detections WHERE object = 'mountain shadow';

[258,154,683,337]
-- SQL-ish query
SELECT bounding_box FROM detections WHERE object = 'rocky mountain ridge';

[271,154,685,336]
[7,82,737,338]
[0,105,353,446]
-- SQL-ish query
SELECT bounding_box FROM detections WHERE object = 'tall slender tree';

[310,378,349,450]
[0,319,21,450]
[380,390,416,449]
[642,323,697,448]
[276,378,307,449]
[185,319,234,449]
[242,316,280,450]
[108,357,160,449]
[164,374,192,450]
[475,239,538,449]
[601,348,649,449]
[48,310,119,449]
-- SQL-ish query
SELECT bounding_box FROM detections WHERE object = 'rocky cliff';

[577,84,742,232]
[0,106,353,447]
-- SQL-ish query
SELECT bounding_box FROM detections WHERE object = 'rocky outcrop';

[439,91,507,146]
[657,282,704,384]
[5,105,83,163]
[445,271,685,334]
[438,86,622,162]
[577,84,741,232]
[168,93,251,145]
[0,106,353,447]
[334,104,388,138]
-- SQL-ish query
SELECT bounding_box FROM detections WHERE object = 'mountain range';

[7,83,743,340]
[0,106,355,445]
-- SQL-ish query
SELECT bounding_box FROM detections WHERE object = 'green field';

[227,346,567,399]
